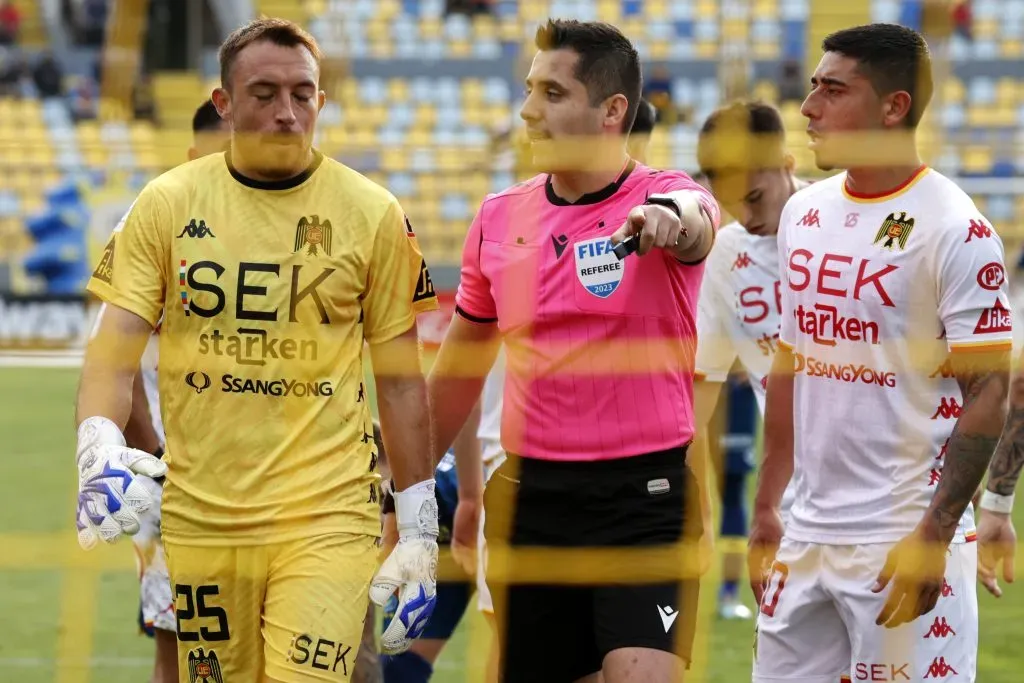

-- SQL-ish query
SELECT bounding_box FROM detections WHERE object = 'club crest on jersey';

[294,215,333,256]
[574,236,624,299]
[873,211,915,251]
[187,647,223,683]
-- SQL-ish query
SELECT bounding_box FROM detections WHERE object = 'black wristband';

[644,195,682,219]
[153,446,165,459]
[381,479,396,514]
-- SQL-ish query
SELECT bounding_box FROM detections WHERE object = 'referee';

[428,20,719,683]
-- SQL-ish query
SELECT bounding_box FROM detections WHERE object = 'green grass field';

[2,366,1023,682]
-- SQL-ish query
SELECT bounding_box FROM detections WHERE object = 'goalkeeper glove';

[369,478,439,654]
[75,416,168,550]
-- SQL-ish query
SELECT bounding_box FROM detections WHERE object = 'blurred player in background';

[121,98,229,683]
[750,24,1010,682]
[692,101,811,620]
[429,18,719,683]
[626,97,656,161]
[75,17,439,681]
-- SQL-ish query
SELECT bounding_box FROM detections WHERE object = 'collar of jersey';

[225,149,324,191]
[545,158,636,206]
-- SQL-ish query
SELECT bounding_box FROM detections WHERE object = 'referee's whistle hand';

[610,206,680,257]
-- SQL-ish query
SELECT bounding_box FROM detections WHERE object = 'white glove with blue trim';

[75,416,168,550]
[369,479,439,654]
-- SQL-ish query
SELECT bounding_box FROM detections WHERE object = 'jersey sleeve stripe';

[948,340,1013,353]
[456,306,498,324]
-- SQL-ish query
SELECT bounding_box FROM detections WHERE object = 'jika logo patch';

[574,236,624,299]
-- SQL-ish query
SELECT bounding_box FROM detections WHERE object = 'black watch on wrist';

[644,195,682,219]
[381,479,396,514]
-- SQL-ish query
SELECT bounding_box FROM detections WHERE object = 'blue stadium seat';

[622,0,643,17]
[782,20,805,60]
[898,1,923,30]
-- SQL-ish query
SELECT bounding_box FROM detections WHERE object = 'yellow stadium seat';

[420,18,442,39]
[996,78,1017,105]
[388,78,410,103]
[648,0,669,18]
[975,19,998,39]
[448,40,472,58]
[370,40,394,59]
[350,128,378,148]
[961,146,993,175]
[753,80,779,102]
[597,0,620,23]
[942,77,965,104]
[650,40,670,60]
[696,41,719,59]
[437,148,463,171]
[754,41,779,59]
[697,0,717,19]
[499,18,520,42]
[340,80,359,105]
[723,20,749,41]
[407,128,433,147]
[521,0,546,21]
[415,104,437,127]
[472,14,498,39]
[381,148,409,172]
[1002,39,1023,59]
[462,79,484,106]
[377,0,399,19]
[753,0,779,19]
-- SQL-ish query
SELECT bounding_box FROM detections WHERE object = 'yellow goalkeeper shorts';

[164,533,379,682]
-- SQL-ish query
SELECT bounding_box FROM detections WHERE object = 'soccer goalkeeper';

[75,17,439,682]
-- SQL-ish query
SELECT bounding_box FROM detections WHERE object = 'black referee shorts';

[483,446,702,683]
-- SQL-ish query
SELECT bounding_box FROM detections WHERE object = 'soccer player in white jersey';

[692,101,810,620]
[749,24,1011,682]
[119,99,229,683]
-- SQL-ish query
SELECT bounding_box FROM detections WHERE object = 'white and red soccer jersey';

[695,221,781,413]
[778,166,1011,545]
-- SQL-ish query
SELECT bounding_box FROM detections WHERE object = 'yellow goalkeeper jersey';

[87,151,439,545]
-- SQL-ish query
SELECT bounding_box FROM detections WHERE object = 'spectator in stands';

[952,0,973,40]
[644,64,675,123]
[68,75,98,122]
[81,0,107,45]
[445,0,492,16]
[0,0,20,46]
[33,51,64,99]
[779,59,804,103]
[133,74,157,121]
[1,53,31,98]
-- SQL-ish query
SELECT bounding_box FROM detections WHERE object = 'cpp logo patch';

[574,236,625,298]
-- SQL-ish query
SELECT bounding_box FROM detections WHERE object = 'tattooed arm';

[926,348,1011,541]
[874,348,1009,628]
[985,365,1024,497]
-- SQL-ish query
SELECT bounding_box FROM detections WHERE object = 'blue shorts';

[383,451,472,639]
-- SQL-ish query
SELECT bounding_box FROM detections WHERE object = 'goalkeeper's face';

[219,40,326,178]
[519,49,625,173]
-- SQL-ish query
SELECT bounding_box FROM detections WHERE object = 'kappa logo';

[924,616,956,638]
[178,219,215,239]
[185,371,211,394]
[928,468,942,486]
[574,236,624,298]
[930,397,962,420]
[657,605,679,632]
[404,215,416,237]
[923,656,958,678]
[187,647,223,683]
[551,234,569,259]
[732,252,753,270]
[974,298,1011,334]
[294,215,333,256]
[965,219,993,242]
[874,211,915,251]
[413,259,437,303]
[797,208,820,228]
[92,236,116,284]
[941,579,955,597]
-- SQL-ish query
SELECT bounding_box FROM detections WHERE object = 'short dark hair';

[696,101,786,180]
[219,17,322,88]
[192,99,223,134]
[822,23,933,128]
[535,19,642,133]
[630,98,657,137]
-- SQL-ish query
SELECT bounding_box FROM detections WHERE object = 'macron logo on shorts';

[658,605,678,632]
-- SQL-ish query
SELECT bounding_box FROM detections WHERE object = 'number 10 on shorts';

[176,584,231,641]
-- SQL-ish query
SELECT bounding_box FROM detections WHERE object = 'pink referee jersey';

[456,161,720,461]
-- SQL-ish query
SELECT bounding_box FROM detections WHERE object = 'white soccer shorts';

[753,538,977,683]
[131,477,175,633]
[475,451,506,614]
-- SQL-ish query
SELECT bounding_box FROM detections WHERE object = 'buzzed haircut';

[192,99,223,134]
[822,23,933,128]
[696,100,787,180]
[218,17,322,88]
[535,19,643,133]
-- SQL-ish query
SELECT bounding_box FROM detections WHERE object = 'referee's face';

[520,49,618,172]
[219,40,325,178]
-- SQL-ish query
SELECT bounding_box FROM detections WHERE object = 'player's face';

[519,49,622,172]
[215,40,326,178]
[189,120,231,161]
[800,52,884,170]
[710,167,794,237]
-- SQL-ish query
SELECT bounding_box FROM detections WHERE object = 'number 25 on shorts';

[176,584,231,641]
